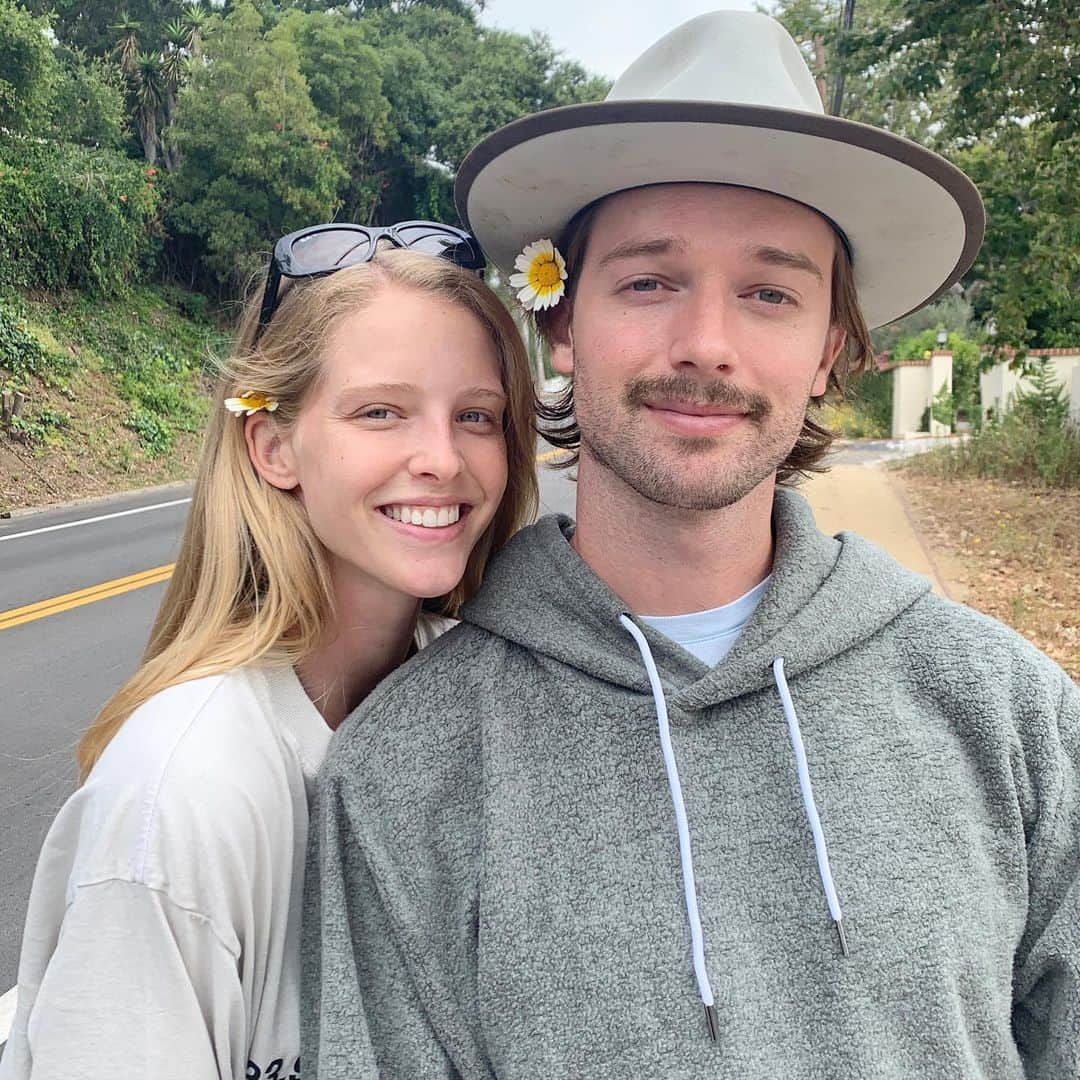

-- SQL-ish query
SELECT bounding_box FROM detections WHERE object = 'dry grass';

[894,471,1079,681]
[0,351,202,515]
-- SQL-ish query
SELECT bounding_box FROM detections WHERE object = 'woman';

[1,224,538,1079]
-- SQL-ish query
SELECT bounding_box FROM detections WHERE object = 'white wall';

[890,351,954,438]
[980,353,1080,421]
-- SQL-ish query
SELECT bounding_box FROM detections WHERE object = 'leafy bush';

[11,403,71,445]
[0,303,75,387]
[124,405,173,458]
[906,405,1080,491]
[0,138,160,294]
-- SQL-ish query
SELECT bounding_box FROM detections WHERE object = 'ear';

[812,324,847,397]
[244,411,299,491]
[546,304,575,377]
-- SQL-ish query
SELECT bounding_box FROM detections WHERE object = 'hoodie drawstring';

[771,657,850,957]
[619,614,720,1043]
[618,618,851,1043]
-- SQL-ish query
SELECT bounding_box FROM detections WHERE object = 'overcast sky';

[478,1,763,81]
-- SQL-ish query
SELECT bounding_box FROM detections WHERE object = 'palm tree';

[159,30,188,172]
[181,3,209,58]
[109,12,141,76]
[132,52,165,165]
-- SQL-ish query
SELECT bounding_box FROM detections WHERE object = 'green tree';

[0,0,58,134]
[276,9,391,223]
[168,1,346,292]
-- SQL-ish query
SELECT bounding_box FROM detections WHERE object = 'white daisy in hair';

[508,239,567,312]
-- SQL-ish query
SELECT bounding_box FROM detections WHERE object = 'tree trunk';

[812,35,828,110]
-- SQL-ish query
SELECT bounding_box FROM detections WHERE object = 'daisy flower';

[509,239,567,311]
[225,392,279,416]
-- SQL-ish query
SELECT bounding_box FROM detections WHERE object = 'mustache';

[623,375,771,422]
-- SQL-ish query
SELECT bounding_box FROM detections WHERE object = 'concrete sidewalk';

[801,463,953,597]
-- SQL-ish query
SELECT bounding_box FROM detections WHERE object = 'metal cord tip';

[836,918,850,958]
[704,1003,719,1042]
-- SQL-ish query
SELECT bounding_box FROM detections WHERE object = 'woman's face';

[275,283,509,603]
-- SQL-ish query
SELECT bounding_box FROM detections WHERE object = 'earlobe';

[812,325,846,397]
[549,311,575,377]
[244,412,299,491]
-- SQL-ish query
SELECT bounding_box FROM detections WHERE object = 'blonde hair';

[535,193,876,483]
[77,249,538,781]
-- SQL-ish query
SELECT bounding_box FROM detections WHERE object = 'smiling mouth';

[646,401,747,418]
[379,503,469,529]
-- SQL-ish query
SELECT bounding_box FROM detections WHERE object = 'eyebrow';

[595,236,688,269]
[337,383,506,401]
[746,245,825,282]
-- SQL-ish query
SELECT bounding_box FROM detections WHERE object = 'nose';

[669,286,739,374]
[407,420,464,482]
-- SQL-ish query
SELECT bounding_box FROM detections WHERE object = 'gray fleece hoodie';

[303,489,1080,1079]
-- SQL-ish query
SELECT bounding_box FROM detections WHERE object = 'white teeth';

[382,504,464,528]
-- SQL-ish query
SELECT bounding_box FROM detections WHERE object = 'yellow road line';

[0,564,174,632]
[1,448,573,632]
[535,447,571,463]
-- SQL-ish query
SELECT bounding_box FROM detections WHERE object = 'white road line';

[0,984,17,1046]
[0,497,192,544]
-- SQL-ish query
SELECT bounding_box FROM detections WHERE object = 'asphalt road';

[0,461,576,1006]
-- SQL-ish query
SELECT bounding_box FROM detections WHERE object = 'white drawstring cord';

[772,657,850,957]
[619,614,719,1042]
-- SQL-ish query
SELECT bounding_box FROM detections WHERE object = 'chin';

[398,568,468,601]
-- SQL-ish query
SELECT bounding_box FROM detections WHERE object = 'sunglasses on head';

[255,221,486,340]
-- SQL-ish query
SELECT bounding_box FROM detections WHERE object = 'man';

[304,12,1079,1078]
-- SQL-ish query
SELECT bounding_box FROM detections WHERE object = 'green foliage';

[1012,358,1069,429]
[906,413,1080,490]
[0,138,161,293]
[168,1,347,292]
[892,328,983,426]
[50,49,128,148]
[11,403,71,444]
[773,0,1079,350]
[0,0,58,133]
[124,403,173,456]
[0,303,76,387]
[930,381,955,431]
[848,367,893,435]
[278,9,391,223]
[955,130,1080,349]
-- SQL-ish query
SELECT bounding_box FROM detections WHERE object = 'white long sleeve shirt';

[2,619,449,1080]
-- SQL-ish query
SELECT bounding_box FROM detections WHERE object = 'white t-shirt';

[639,575,771,667]
[1,618,450,1080]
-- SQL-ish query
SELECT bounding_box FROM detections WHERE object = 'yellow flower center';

[530,257,563,291]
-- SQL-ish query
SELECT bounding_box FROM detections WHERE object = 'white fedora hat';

[455,10,984,329]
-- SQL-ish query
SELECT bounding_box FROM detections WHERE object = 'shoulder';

[318,622,509,830]
[329,621,507,763]
[75,668,301,887]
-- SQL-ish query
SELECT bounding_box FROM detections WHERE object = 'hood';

[462,487,932,711]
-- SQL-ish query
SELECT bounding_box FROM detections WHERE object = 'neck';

[572,451,776,616]
[295,564,420,731]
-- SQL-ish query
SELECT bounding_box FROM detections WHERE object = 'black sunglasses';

[255,221,486,339]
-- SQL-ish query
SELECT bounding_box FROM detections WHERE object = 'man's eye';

[630,278,661,292]
[755,288,790,305]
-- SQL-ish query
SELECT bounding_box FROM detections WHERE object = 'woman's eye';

[359,406,396,420]
[459,409,495,425]
[754,288,791,305]
[630,278,661,293]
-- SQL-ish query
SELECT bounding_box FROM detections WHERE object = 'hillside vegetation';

[0,286,221,514]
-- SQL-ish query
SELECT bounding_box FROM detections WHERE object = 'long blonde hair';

[77,250,538,780]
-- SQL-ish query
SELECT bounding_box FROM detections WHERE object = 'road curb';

[2,480,194,522]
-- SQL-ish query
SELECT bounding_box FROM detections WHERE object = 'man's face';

[550,184,846,510]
